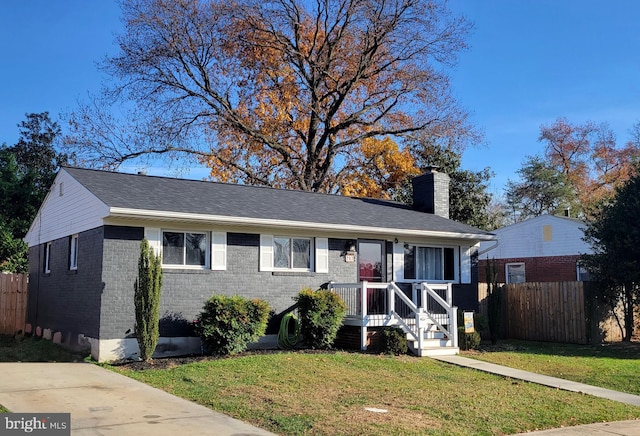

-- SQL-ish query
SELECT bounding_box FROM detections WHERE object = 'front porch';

[329,281,459,356]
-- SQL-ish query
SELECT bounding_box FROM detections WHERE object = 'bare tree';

[64,0,477,192]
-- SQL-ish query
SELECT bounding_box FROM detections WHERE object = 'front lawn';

[111,351,640,435]
[464,340,640,395]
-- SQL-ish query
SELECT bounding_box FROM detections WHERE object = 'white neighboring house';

[478,215,594,284]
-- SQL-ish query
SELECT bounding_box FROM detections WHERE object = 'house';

[478,214,593,284]
[24,167,495,361]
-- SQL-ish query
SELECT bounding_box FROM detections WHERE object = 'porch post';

[361,326,368,351]
[361,281,368,351]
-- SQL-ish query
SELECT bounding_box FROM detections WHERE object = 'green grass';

[0,405,9,413]
[463,340,640,395]
[111,351,640,435]
[0,335,87,362]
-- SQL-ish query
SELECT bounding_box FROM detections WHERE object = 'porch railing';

[329,281,458,350]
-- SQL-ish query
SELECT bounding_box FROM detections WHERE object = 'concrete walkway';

[433,355,640,435]
[0,362,276,435]
[433,355,640,406]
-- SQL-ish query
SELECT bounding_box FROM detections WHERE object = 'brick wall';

[98,228,358,339]
[27,227,105,348]
[478,255,580,283]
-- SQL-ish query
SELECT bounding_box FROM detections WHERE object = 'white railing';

[412,282,458,349]
[329,281,458,349]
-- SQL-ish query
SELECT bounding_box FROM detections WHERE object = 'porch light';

[345,240,356,252]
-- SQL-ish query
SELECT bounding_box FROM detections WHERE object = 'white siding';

[479,215,593,260]
[24,169,110,247]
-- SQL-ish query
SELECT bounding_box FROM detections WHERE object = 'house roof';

[60,167,495,241]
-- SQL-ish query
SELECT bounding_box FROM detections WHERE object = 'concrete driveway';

[0,362,275,435]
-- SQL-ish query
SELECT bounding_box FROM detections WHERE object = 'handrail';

[329,281,458,350]
[388,282,418,312]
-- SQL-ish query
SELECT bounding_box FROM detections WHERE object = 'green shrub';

[458,327,481,350]
[379,327,408,355]
[457,311,482,350]
[134,239,163,361]
[295,288,347,349]
[196,294,270,356]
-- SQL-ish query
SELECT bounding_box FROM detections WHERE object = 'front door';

[358,240,386,314]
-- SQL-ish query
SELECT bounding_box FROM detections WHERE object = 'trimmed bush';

[196,294,270,356]
[134,239,162,361]
[379,327,408,355]
[295,288,347,349]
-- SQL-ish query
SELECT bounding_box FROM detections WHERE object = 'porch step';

[412,338,452,348]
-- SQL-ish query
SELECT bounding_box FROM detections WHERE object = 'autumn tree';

[539,117,640,213]
[340,136,420,199]
[64,0,478,193]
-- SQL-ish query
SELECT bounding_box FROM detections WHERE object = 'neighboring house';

[478,215,593,284]
[24,167,494,361]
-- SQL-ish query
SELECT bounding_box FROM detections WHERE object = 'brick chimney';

[411,166,450,219]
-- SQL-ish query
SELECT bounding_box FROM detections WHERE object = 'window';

[44,242,52,274]
[260,235,327,272]
[69,234,78,270]
[274,236,311,270]
[577,263,592,281]
[404,245,455,281]
[162,231,208,267]
[506,262,525,284]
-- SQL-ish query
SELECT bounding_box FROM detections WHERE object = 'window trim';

[505,262,526,284]
[69,234,78,271]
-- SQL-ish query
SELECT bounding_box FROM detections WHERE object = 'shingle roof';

[63,167,494,239]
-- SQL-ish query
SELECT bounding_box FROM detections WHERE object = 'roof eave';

[108,207,496,241]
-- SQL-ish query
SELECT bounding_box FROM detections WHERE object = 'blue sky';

[1,1,639,195]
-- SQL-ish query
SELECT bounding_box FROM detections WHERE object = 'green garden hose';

[277,312,300,349]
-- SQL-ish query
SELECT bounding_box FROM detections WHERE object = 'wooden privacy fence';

[478,281,622,344]
[0,273,28,335]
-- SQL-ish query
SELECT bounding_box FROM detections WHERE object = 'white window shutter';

[461,245,472,284]
[144,227,162,255]
[393,242,405,281]
[315,237,329,273]
[260,234,274,271]
[211,232,227,270]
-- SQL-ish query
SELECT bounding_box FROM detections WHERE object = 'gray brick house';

[25,167,494,361]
